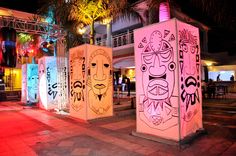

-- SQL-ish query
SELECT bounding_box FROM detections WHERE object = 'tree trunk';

[90,20,95,45]
[148,7,159,24]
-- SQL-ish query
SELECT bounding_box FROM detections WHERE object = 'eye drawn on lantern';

[70,51,85,112]
[179,29,200,122]
[138,30,178,130]
[87,49,112,115]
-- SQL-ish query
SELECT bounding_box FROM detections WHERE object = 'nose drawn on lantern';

[185,52,196,75]
[149,54,166,76]
[92,63,107,81]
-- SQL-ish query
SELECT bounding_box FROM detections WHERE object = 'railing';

[96,30,134,48]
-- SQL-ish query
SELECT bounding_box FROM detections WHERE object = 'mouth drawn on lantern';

[94,84,106,89]
[148,79,168,98]
[185,76,197,87]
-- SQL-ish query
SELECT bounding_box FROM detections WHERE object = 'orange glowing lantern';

[69,44,113,121]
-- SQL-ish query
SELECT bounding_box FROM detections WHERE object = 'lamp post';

[101,17,113,47]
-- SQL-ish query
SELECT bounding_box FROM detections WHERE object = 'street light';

[77,23,86,35]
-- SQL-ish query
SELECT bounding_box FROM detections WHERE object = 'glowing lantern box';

[69,44,113,121]
[134,18,203,142]
[38,56,68,110]
[21,64,39,104]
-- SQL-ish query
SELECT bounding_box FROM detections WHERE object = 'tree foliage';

[37,0,140,45]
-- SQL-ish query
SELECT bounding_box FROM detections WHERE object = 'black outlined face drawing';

[70,56,85,104]
[141,31,176,100]
[179,29,200,121]
[89,49,111,98]
[137,30,178,130]
[87,49,112,115]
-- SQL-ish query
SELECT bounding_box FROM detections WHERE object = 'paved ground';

[0,97,236,156]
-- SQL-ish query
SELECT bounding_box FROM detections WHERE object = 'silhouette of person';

[126,77,130,96]
[121,75,126,92]
[230,75,234,82]
[217,74,220,81]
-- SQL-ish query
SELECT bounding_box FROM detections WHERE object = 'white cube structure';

[134,18,202,141]
[69,44,113,121]
[21,64,38,104]
[38,56,68,110]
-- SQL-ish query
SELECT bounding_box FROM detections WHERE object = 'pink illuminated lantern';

[134,18,202,142]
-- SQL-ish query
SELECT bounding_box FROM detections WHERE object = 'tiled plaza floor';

[0,100,235,156]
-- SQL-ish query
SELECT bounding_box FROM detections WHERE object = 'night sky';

[0,0,40,13]
[0,0,235,54]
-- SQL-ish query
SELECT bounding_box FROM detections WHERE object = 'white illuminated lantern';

[134,18,202,141]
[21,64,39,104]
[38,57,57,110]
[38,56,68,110]
[69,44,113,121]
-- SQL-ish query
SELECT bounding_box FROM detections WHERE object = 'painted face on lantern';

[179,29,200,120]
[141,31,176,100]
[72,57,84,94]
[27,66,38,101]
[89,50,111,96]
[28,74,38,90]
[181,41,199,94]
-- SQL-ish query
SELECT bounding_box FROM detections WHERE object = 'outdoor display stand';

[38,56,68,110]
[69,44,113,121]
[21,64,38,104]
[134,18,203,142]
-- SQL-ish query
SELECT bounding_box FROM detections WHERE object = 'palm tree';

[68,0,137,45]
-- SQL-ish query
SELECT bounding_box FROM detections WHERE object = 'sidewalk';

[0,100,235,156]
